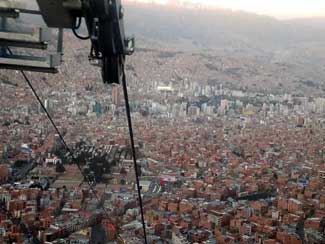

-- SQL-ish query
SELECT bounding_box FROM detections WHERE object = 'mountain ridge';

[124,4,325,51]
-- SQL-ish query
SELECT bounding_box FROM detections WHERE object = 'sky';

[131,0,325,19]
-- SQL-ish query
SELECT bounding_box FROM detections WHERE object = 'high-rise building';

[112,86,123,106]
[0,165,9,184]
[188,105,200,117]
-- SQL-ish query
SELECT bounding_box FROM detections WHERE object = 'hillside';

[6,1,325,95]
[124,4,325,51]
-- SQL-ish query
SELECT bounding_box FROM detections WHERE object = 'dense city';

[1,41,325,243]
[1,1,325,244]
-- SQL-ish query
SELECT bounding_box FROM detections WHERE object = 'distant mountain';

[17,1,325,52]
[7,1,325,94]
[121,4,325,94]
[286,17,325,28]
[124,4,325,51]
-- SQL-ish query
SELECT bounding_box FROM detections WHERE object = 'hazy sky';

[136,0,325,19]
[21,0,325,19]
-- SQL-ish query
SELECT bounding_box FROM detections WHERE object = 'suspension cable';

[7,47,147,242]
[121,69,148,244]
[7,48,110,218]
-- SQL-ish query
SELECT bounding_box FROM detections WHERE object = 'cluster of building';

[121,111,324,244]
[0,32,324,243]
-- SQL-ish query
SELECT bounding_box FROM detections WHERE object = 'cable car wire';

[121,68,148,244]
[7,47,148,243]
[7,48,110,218]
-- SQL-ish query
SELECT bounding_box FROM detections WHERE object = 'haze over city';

[127,0,325,19]
[0,0,325,243]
